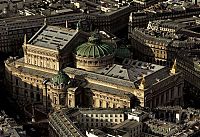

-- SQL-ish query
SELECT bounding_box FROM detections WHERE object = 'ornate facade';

[128,0,200,34]
[74,32,115,71]
[0,0,136,55]
[4,25,184,113]
[129,17,200,66]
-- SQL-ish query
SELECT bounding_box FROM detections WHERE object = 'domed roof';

[115,46,131,59]
[75,32,114,58]
[52,71,70,85]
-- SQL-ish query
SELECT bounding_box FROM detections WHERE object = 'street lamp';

[43,79,49,113]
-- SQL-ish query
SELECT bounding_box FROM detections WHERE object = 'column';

[164,92,166,105]
[103,100,106,108]
[44,57,47,68]
[72,94,75,107]
[95,98,99,108]
[159,95,162,106]
[38,56,41,67]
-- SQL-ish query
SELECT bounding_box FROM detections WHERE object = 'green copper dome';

[115,46,131,59]
[52,71,70,85]
[75,32,114,58]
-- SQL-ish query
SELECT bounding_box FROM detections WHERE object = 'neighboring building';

[48,107,200,137]
[150,106,200,137]
[143,119,180,136]
[77,109,125,129]
[0,0,138,55]
[177,49,200,90]
[128,0,200,34]
[129,16,200,66]
[86,119,143,137]
[127,108,148,122]
[0,110,26,137]
[130,0,165,10]
[176,49,200,108]
[49,108,140,137]
[49,108,127,137]
[48,109,86,137]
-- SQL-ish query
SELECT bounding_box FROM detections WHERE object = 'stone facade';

[4,25,184,113]
[129,17,200,66]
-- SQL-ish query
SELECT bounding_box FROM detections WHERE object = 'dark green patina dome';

[115,46,131,59]
[75,32,114,58]
[52,71,70,85]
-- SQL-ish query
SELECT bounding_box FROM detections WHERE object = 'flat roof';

[30,26,78,50]
[96,59,165,82]
[111,119,141,130]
